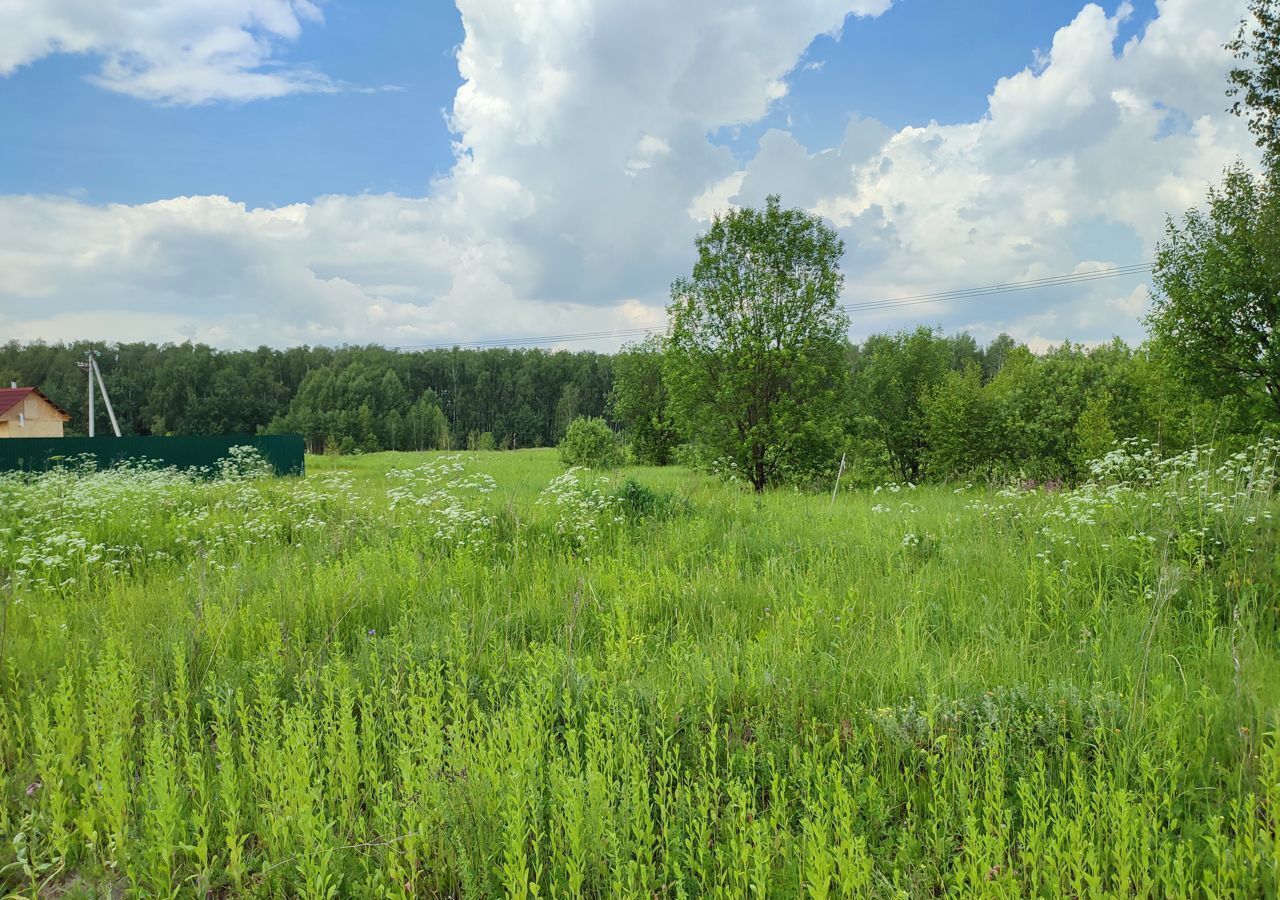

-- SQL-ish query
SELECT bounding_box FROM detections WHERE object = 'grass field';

[1,443,1278,897]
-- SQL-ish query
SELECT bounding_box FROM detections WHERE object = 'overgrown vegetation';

[0,442,1277,896]
[665,195,849,492]
[3,7,1280,894]
[558,416,624,469]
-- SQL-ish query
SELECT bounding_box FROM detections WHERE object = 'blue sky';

[722,0,1158,156]
[0,3,465,205]
[2,0,1158,208]
[0,0,1256,349]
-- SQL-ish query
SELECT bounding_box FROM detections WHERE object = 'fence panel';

[0,434,305,477]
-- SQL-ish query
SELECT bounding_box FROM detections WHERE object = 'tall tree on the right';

[1146,3,1280,420]
[1148,164,1280,419]
[1229,0,1280,171]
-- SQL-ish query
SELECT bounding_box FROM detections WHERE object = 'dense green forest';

[0,342,613,455]
[8,0,1277,489]
[2,328,1268,484]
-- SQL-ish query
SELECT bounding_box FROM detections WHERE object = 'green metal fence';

[0,434,305,477]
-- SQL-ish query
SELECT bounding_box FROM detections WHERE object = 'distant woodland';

[0,342,613,455]
[2,329,1270,486]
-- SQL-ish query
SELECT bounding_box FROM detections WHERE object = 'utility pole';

[78,351,122,437]
[90,356,121,437]
[78,359,95,437]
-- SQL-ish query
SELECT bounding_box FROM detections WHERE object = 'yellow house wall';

[0,394,68,438]
[9,419,66,438]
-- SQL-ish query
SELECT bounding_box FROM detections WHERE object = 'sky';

[0,0,1260,352]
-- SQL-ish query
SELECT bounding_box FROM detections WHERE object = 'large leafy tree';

[922,364,998,480]
[848,327,951,481]
[664,195,849,491]
[1228,0,1280,170]
[1148,164,1280,419]
[609,335,680,465]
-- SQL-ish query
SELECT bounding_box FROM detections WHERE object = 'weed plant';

[0,442,1277,896]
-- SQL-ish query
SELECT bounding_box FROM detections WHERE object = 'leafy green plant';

[0,441,1277,895]
[557,417,624,469]
[467,430,497,452]
[612,478,685,521]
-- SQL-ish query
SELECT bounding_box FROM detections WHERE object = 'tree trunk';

[752,442,766,492]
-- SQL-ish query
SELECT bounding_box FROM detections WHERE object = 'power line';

[843,263,1152,312]
[394,263,1152,351]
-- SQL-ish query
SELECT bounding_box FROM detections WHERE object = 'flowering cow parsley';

[0,454,364,592]
[386,456,497,551]
[536,467,624,553]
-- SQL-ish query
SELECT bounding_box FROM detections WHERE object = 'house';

[0,385,72,438]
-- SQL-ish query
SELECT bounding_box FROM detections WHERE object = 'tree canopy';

[0,342,615,452]
[1148,163,1280,419]
[664,195,850,491]
[1229,0,1280,170]
[609,335,680,465]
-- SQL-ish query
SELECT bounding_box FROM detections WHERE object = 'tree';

[558,416,624,468]
[1228,0,1280,170]
[1072,390,1116,472]
[947,332,983,371]
[849,327,951,481]
[553,383,581,442]
[922,365,998,479]
[356,402,380,452]
[665,195,849,491]
[1148,163,1280,419]
[981,333,1018,381]
[988,344,1093,479]
[609,335,679,465]
[406,396,449,450]
[379,370,409,417]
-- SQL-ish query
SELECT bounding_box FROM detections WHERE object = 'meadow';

[0,442,1278,897]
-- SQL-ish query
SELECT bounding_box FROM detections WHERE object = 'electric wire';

[394,262,1152,351]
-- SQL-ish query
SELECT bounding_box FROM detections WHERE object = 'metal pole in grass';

[89,355,122,437]
[831,452,847,504]
[81,357,95,437]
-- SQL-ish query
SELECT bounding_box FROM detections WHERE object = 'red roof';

[0,387,72,421]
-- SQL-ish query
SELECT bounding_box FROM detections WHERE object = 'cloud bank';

[0,0,1261,350]
[0,0,332,104]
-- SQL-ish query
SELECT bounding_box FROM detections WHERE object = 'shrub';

[467,430,497,452]
[214,445,274,481]
[613,478,686,520]
[558,417,624,468]
[536,467,623,551]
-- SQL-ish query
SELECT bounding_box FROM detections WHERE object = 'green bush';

[467,430,497,451]
[558,416,624,468]
[613,478,687,520]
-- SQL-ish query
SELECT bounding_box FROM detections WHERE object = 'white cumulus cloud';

[0,0,1263,351]
[730,0,1256,345]
[0,0,332,104]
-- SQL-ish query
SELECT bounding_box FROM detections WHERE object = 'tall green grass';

[0,442,1277,897]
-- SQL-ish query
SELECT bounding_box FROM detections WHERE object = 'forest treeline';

[0,342,612,454]
[1,329,1266,484]
[848,330,1266,483]
[613,327,1272,486]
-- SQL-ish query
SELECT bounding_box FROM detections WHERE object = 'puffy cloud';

[730,0,1256,345]
[0,0,331,104]
[0,192,665,347]
[1,0,893,346]
[440,0,893,306]
[0,0,1263,350]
